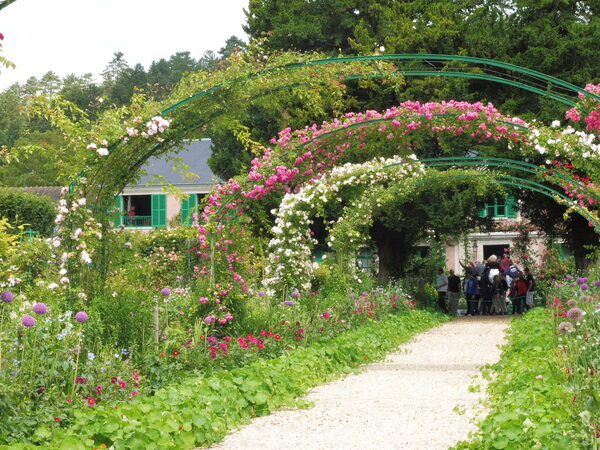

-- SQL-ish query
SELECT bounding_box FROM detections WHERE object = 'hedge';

[0,190,56,236]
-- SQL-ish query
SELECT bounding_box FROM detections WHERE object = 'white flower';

[52,239,61,248]
[60,277,70,284]
[77,198,87,206]
[80,250,92,265]
[97,148,109,157]
[87,143,97,150]
[551,120,560,127]
[59,268,67,276]
[48,283,59,290]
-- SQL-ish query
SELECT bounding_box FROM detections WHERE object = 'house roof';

[127,139,222,188]
[2,186,62,201]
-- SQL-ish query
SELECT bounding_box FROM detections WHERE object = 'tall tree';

[218,35,247,59]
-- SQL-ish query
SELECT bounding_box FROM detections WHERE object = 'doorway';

[483,244,509,260]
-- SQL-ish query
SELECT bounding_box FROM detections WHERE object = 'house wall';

[167,195,179,223]
[447,231,546,274]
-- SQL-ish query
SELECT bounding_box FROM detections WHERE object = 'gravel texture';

[209,315,509,450]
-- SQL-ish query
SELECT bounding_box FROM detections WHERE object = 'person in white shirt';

[435,268,448,313]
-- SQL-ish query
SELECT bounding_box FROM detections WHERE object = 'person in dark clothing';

[524,267,536,310]
[447,269,461,316]
[479,267,493,315]
[464,272,479,316]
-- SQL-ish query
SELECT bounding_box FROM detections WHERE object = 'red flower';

[0,33,4,40]
[86,397,96,406]
[172,350,180,357]
[54,417,61,422]
[274,334,281,340]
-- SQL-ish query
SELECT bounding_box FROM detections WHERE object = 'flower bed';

[4,308,446,449]
[455,275,600,449]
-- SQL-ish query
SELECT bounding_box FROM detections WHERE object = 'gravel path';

[209,315,510,450]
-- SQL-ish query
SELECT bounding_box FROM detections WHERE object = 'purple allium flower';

[557,284,562,288]
[566,275,573,281]
[567,299,578,308]
[582,277,588,283]
[257,290,266,297]
[33,302,48,314]
[75,311,88,323]
[581,284,589,291]
[558,322,574,334]
[290,289,300,299]
[566,307,584,322]
[570,283,576,287]
[594,280,600,287]
[576,277,585,285]
[349,293,355,299]
[160,288,171,297]
[283,300,295,306]
[22,315,36,327]
[1,290,14,303]
[361,292,368,297]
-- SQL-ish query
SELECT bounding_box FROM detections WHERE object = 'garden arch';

[57,55,600,306]
[262,155,597,294]
[76,54,600,206]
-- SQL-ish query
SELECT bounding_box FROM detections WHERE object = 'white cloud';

[0,0,248,89]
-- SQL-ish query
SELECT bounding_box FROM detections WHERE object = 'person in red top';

[500,253,512,274]
[509,272,528,314]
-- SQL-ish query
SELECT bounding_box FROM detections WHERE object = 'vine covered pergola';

[55,54,600,318]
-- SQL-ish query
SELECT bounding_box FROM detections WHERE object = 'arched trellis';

[57,55,600,296]
[264,158,598,292]
[77,54,600,207]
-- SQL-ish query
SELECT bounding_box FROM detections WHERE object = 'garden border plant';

[2,308,447,449]
[454,276,600,449]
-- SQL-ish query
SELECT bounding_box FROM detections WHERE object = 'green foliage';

[136,226,197,256]
[0,217,19,261]
[455,307,595,449]
[26,309,447,449]
[0,189,55,235]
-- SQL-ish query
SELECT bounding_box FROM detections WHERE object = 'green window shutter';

[180,197,189,225]
[181,194,198,225]
[151,194,167,227]
[114,195,123,226]
[506,196,517,218]
[478,205,487,218]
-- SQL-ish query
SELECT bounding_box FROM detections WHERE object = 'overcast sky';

[0,0,249,90]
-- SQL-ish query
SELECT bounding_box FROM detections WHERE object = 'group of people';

[432,254,536,316]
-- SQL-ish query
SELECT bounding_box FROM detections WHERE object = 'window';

[479,196,517,218]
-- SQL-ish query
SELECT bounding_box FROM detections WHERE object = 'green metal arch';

[160,54,600,117]
[83,54,600,202]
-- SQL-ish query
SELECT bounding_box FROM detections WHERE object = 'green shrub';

[137,226,197,256]
[0,190,56,236]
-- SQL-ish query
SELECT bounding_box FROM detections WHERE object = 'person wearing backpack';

[524,267,536,310]
[510,272,528,314]
[464,272,479,316]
